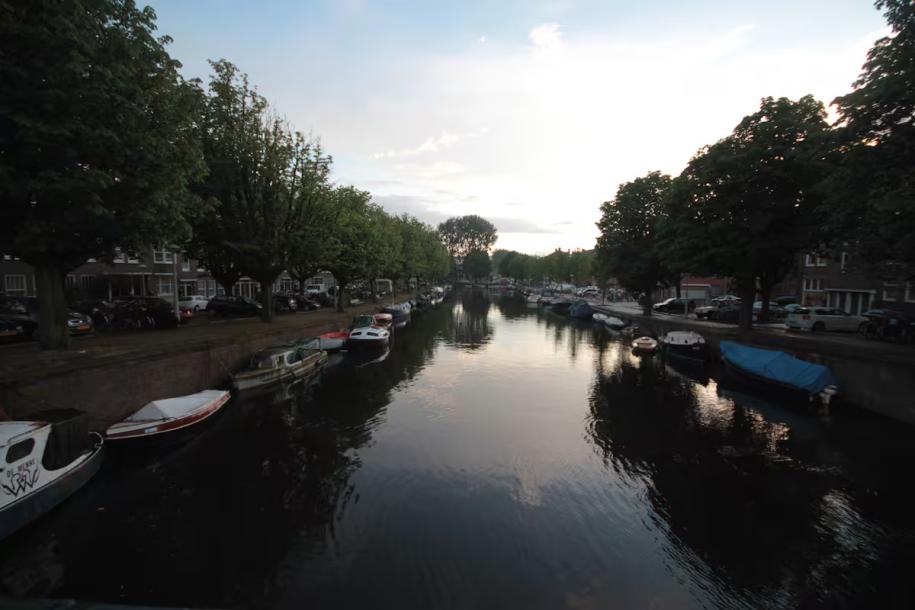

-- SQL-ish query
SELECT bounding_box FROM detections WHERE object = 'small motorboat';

[526,294,540,307]
[382,303,411,328]
[105,389,231,442]
[719,341,839,406]
[1,410,104,540]
[661,331,709,362]
[317,330,349,351]
[631,336,659,353]
[349,315,391,351]
[592,312,609,323]
[232,346,327,391]
[569,299,594,319]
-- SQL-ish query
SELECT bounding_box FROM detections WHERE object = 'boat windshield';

[252,352,283,369]
[353,315,375,328]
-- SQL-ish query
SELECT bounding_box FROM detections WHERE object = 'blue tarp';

[719,341,838,394]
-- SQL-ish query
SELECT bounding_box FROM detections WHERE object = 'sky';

[148,0,887,255]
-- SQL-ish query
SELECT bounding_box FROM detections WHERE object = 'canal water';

[1,290,914,609]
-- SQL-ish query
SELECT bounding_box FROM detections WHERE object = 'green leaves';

[437,215,498,259]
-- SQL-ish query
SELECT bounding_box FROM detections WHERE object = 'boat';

[631,336,659,353]
[316,330,348,351]
[106,390,231,442]
[430,287,445,305]
[232,346,327,391]
[373,312,394,330]
[568,299,593,319]
[592,312,609,323]
[551,298,572,315]
[1,410,104,540]
[537,289,557,306]
[661,331,709,362]
[349,314,391,351]
[526,294,540,307]
[382,303,411,328]
[719,341,838,405]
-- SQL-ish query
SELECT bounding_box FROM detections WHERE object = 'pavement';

[590,299,915,363]
[0,297,407,384]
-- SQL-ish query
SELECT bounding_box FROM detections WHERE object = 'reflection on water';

[0,290,913,609]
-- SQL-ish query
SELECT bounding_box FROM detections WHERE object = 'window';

[153,248,174,263]
[883,283,900,301]
[179,280,195,298]
[66,275,77,290]
[286,351,301,365]
[4,275,26,296]
[181,258,191,272]
[803,278,824,291]
[157,277,174,296]
[79,275,95,290]
[805,254,828,267]
[6,438,34,463]
[840,252,848,273]
[113,249,127,263]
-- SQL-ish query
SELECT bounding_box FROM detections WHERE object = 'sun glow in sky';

[149,0,886,254]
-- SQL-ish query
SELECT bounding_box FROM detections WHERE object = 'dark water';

[2,290,914,609]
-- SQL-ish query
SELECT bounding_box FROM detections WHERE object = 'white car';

[785,307,867,333]
[178,294,210,311]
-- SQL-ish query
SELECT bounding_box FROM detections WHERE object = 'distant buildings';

[797,252,914,316]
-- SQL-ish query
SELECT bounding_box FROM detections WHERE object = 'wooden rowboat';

[106,389,231,441]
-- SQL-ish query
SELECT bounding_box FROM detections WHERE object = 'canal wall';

[594,304,915,426]
[1,324,318,429]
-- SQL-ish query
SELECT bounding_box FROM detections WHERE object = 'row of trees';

[491,248,595,284]
[596,0,915,328]
[0,1,449,349]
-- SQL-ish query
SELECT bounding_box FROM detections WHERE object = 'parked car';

[273,294,298,313]
[179,307,195,324]
[290,294,321,311]
[783,303,804,314]
[652,298,696,313]
[752,301,785,321]
[785,307,868,333]
[696,300,741,322]
[67,312,94,335]
[178,294,210,311]
[0,317,32,342]
[206,295,262,317]
[1,296,91,336]
[578,288,600,298]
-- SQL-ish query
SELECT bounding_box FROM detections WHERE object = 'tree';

[830,0,915,279]
[463,250,491,281]
[438,215,498,260]
[323,186,374,312]
[0,0,205,348]
[596,172,673,315]
[663,96,831,327]
[196,60,331,321]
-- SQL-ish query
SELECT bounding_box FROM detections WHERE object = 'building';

[1,248,213,302]
[799,251,915,316]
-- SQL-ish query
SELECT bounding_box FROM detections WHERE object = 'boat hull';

[0,435,104,541]
[721,357,825,405]
[106,391,231,442]
[663,342,710,363]
[233,353,326,391]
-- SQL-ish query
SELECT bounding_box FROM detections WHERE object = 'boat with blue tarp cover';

[719,341,838,405]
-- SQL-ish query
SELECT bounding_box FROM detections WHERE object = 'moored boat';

[373,312,394,330]
[661,331,709,363]
[106,390,231,442]
[631,336,659,353]
[349,315,391,351]
[551,298,572,315]
[526,294,540,307]
[569,299,593,319]
[603,316,626,330]
[383,302,412,328]
[1,410,104,540]
[719,341,838,406]
[232,346,327,391]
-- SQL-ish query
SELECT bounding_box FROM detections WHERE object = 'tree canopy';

[438,215,498,259]
[0,0,205,348]
[463,250,492,281]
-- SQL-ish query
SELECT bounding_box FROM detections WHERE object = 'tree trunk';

[675,275,682,299]
[737,278,756,330]
[34,260,70,350]
[758,283,773,323]
[259,279,274,322]
[336,280,346,312]
[641,288,653,316]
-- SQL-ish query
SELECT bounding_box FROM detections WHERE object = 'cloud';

[370,128,488,159]
[391,160,465,180]
[478,35,487,44]
[371,194,451,226]
[491,217,559,234]
[529,22,562,50]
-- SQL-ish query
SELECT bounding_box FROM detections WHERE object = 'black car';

[289,294,321,311]
[652,298,696,313]
[0,316,34,341]
[111,297,180,329]
[206,295,262,317]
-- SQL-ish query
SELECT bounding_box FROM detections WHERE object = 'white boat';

[604,316,626,330]
[1,410,104,540]
[349,314,391,350]
[105,389,231,442]
[526,294,540,307]
[631,336,659,353]
[232,346,327,391]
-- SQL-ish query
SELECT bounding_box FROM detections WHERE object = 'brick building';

[799,252,915,317]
